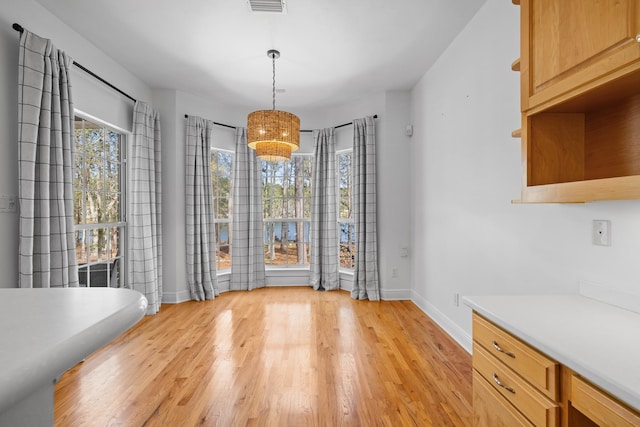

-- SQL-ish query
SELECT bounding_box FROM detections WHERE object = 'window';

[73,116,125,287]
[210,149,233,270]
[338,150,355,269]
[262,155,312,266]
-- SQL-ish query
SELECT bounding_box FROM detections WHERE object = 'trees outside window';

[210,149,233,270]
[338,150,355,269]
[73,116,125,287]
[262,155,312,266]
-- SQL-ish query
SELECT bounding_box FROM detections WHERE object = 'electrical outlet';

[391,268,398,278]
[592,220,611,246]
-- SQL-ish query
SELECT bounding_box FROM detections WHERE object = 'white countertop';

[0,288,147,415]
[464,294,640,412]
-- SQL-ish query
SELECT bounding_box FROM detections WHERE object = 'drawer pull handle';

[492,340,515,358]
[493,373,516,394]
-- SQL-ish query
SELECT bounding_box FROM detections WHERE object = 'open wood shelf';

[515,0,640,203]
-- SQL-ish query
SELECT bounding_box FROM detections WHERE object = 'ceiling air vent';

[247,0,286,13]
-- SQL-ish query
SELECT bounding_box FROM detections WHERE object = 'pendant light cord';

[272,54,276,111]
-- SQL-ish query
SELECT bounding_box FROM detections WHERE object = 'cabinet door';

[571,374,640,427]
[522,0,640,110]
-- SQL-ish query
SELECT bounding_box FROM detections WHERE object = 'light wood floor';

[54,287,472,426]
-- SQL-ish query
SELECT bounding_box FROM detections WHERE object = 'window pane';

[78,264,89,287]
[216,197,230,219]
[74,117,125,287]
[217,245,231,270]
[105,192,120,223]
[83,192,102,224]
[210,149,234,269]
[216,223,230,246]
[261,155,312,267]
[339,222,356,269]
[108,227,120,259]
[107,131,120,158]
[76,230,88,264]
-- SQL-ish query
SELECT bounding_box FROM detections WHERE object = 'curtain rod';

[184,115,236,130]
[184,114,378,132]
[13,23,137,104]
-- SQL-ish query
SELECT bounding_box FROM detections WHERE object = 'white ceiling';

[34,0,486,109]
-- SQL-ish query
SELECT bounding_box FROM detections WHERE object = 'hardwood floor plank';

[54,287,472,426]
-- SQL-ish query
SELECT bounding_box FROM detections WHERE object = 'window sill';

[265,267,310,277]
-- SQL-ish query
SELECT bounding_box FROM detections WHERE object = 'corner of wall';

[411,290,472,354]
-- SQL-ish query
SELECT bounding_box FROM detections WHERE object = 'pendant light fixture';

[247,49,300,162]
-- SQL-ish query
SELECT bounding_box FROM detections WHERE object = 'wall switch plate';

[592,220,611,246]
[391,268,398,278]
[453,292,460,307]
[0,195,17,213]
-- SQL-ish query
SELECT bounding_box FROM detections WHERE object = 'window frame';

[73,111,128,288]
[337,148,355,271]
[210,147,234,272]
[262,153,313,269]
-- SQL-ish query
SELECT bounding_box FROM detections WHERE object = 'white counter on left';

[0,288,147,427]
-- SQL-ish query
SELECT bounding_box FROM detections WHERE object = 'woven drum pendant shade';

[247,109,300,162]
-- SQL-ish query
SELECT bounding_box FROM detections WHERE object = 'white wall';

[410,0,640,353]
[0,0,152,288]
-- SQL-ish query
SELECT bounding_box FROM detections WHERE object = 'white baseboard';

[381,288,412,300]
[411,290,472,354]
[161,289,191,304]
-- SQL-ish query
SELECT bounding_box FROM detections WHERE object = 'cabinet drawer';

[473,313,559,400]
[473,370,533,427]
[474,344,559,427]
[571,374,640,427]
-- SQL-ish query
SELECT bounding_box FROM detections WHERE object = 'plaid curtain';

[128,102,163,314]
[230,128,265,290]
[352,116,380,301]
[17,29,78,288]
[185,115,218,300]
[309,128,339,291]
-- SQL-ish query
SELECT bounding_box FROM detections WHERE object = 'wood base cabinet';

[472,312,640,426]
[473,370,533,426]
[472,313,559,426]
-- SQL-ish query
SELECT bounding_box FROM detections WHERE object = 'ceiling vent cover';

[247,0,286,13]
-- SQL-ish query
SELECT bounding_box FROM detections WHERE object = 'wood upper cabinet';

[521,0,640,111]
[515,0,640,203]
